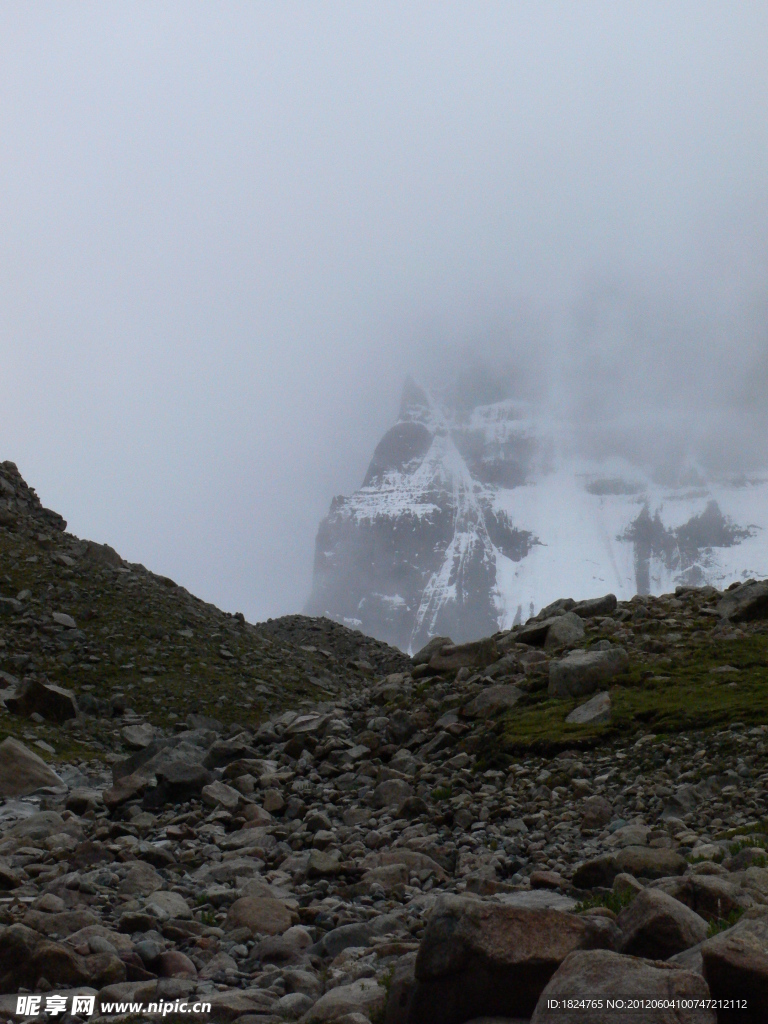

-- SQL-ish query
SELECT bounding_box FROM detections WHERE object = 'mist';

[1,2,767,621]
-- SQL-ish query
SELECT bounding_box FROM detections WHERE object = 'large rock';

[544,612,585,650]
[206,988,279,1023]
[312,914,404,959]
[305,977,386,1021]
[225,897,294,936]
[571,594,618,618]
[617,889,708,960]
[118,862,164,896]
[201,780,242,811]
[400,895,616,1023]
[530,949,715,1023]
[412,636,453,666]
[0,923,40,992]
[144,760,213,807]
[203,734,258,769]
[121,723,156,750]
[566,691,611,725]
[716,580,768,622]
[580,796,613,831]
[517,616,568,647]
[548,646,628,698]
[653,874,748,921]
[615,846,688,880]
[701,910,768,1023]
[462,685,521,719]
[374,778,413,808]
[572,854,619,889]
[0,737,66,796]
[429,639,500,673]
[102,772,148,810]
[5,678,78,721]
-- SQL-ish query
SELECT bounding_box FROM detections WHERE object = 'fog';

[1,2,767,621]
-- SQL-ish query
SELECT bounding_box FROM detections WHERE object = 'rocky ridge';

[1,462,768,1022]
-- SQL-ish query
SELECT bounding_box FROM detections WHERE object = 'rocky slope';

[307,379,768,651]
[1,461,768,1022]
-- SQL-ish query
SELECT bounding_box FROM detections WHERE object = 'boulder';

[572,854,619,889]
[411,636,453,666]
[716,580,768,622]
[374,779,413,808]
[530,949,715,1023]
[701,910,768,1023]
[144,890,191,920]
[580,796,613,831]
[311,914,404,959]
[81,540,123,567]
[567,691,611,725]
[144,761,213,807]
[615,846,688,880]
[652,875,747,921]
[121,723,156,750]
[118,862,164,896]
[571,594,618,618]
[5,678,78,721]
[156,950,197,979]
[617,889,708,960]
[225,896,294,936]
[203,735,259,769]
[307,849,343,877]
[0,737,66,796]
[52,612,77,629]
[462,685,522,719]
[201,780,242,812]
[206,988,279,1023]
[400,895,616,1023]
[0,923,41,992]
[544,612,585,650]
[102,772,148,810]
[306,977,385,1022]
[549,646,628,698]
[517,616,567,647]
[429,639,500,673]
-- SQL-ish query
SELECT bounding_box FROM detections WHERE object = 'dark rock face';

[307,379,766,649]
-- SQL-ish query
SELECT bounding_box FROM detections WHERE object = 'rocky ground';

[1,461,768,1023]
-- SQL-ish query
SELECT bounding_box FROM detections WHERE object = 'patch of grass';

[575,888,636,915]
[707,907,745,937]
[499,633,768,753]
[728,836,767,856]
[431,785,452,802]
[687,850,725,865]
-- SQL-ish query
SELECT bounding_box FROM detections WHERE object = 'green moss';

[499,633,768,753]
[574,888,636,914]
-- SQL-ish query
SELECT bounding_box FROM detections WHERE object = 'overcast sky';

[2,2,767,621]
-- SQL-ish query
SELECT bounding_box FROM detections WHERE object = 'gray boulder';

[617,889,709,960]
[544,612,585,651]
[5,679,78,722]
[571,594,618,618]
[0,738,66,796]
[549,646,628,698]
[411,636,453,666]
[701,910,768,1023]
[397,895,616,1023]
[716,580,768,622]
[566,691,611,725]
[531,949,715,1023]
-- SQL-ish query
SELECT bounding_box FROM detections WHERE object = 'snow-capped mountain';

[306,379,768,651]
